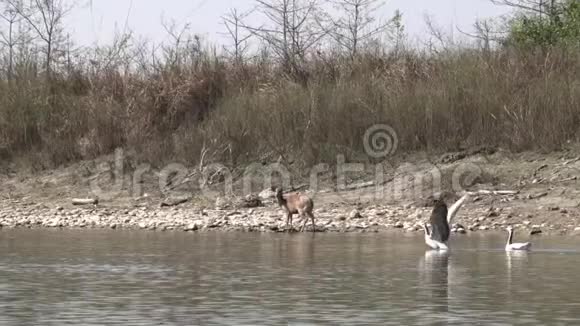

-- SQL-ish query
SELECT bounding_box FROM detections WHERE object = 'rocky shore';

[3,150,580,236]
[2,197,578,236]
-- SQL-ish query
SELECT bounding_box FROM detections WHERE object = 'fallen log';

[466,190,519,196]
[72,198,99,206]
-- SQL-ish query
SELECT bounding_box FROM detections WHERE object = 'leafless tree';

[490,0,559,18]
[322,0,400,59]
[3,0,73,79]
[0,1,23,79]
[241,0,326,77]
[424,14,454,54]
[221,8,252,64]
[161,16,193,68]
[456,18,508,53]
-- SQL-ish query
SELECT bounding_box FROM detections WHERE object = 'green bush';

[508,0,580,47]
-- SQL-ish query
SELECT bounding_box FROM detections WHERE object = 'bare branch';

[220,8,253,62]
[490,0,554,15]
[320,0,398,58]
[240,0,325,77]
[3,0,74,79]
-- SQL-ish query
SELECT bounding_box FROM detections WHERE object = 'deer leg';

[309,212,316,232]
[300,211,308,232]
[285,212,289,229]
[286,212,293,232]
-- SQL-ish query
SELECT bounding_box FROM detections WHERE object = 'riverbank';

[1,189,579,236]
[2,149,580,236]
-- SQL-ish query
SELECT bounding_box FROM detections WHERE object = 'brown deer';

[274,187,316,232]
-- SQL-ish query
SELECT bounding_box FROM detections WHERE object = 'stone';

[468,225,477,231]
[349,210,363,219]
[530,228,542,235]
[258,188,276,201]
[487,211,499,218]
[375,210,386,216]
[215,197,230,210]
[241,194,263,208]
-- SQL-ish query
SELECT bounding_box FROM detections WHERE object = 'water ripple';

[1,230,580,325]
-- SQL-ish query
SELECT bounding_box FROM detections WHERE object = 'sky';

[66,0,513,47]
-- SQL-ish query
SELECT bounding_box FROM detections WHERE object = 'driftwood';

[563,157,580,166]
[527,192,548,200]
[557,176,578,183]
[339,178,393,192]
[72,198,99,206]
[239,194,263,208]
[160,196,190,207]
[344,181,376,191]
[466,190,518,196]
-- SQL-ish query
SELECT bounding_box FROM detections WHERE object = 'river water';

[0,229,579,325]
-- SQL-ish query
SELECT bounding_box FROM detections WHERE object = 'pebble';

[530,228,542,235]
[487,211,499,218]
[349,210,363,219]
[0,201,573,235]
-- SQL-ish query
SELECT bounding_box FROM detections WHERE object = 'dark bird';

[423,192,470,250]
[429,198,450,243]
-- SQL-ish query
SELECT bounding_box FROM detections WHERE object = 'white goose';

[423,193,470,251]
[505,226,531,251]
[423,223,449,250]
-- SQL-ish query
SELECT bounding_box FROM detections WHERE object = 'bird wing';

[447,193,470,224]
[512,242,531,250]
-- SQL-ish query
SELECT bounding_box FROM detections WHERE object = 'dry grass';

[0,43,579,173]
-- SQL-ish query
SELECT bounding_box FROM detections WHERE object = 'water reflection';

[418,250,455,326]
[505,250,530,298]
[505,250,530,271]
[1,230,580,325]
